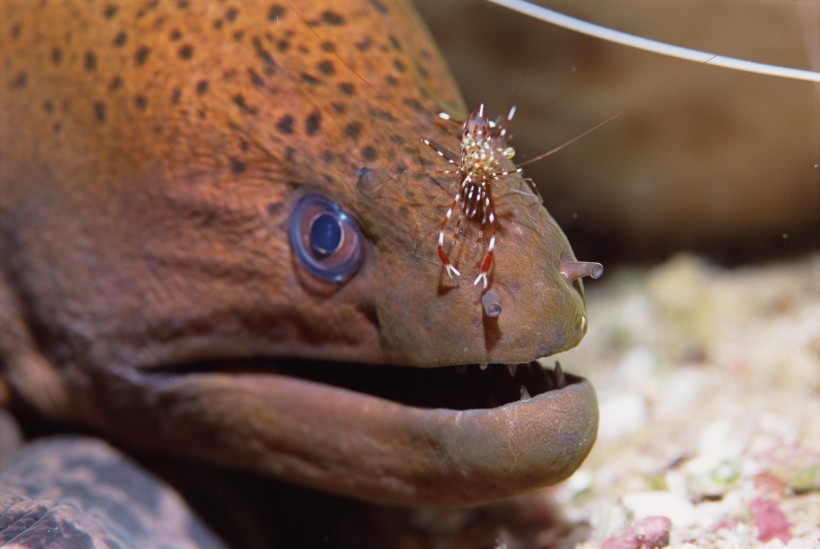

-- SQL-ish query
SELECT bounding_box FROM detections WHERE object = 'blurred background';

[413,0,818,264]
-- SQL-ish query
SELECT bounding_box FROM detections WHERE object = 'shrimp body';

[424,104,522,288]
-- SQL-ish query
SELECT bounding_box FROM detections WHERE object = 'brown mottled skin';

[0,0,598,545]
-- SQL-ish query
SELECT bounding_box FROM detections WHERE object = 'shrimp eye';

[290,193,365,282]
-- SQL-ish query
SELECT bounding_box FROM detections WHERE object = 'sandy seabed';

[546,253,819,548]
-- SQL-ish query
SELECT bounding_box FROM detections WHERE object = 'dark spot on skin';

[285,146,296,162]
[404,98,424,113]
[225,7,238,22]
[171,87,181,104]
[104,5,118,19]
[369,108,397,122]
[196,80,209,95]
[344,122,362,139]
[230,157,247,174]
[247,68,264,88]
[355,38,372,52]
[239,139,249,152]
[388,35,401,51]
[300,73,320,85]
[94,101,106,122]
[331,102,345,114]
[321,42,335,53]
[109,75,122,91]
[338,82,355,96]
[267,5,286,21]
[321,11,345,25]
[178,44,194,59]
[233,30,244,41]
[414,61,430,80]
[134,96,148,110]
[10,23,21,40]
[317,60,335,75]
[385,75,398,87]
[276,39,290,52]
[135,0,160,20]
[362,146,377,161]
[51,47,63,64]
[213,19,223,31]
[44,100,53,113]
[113,31,127,47]
[84,51,97,71]
[398,205,409,217]
[252,36,276,75]
[135,46,150,66]
[268,202,284,215]
[233,94,256,115]
[170,28,182,41]
[276,114,294,135]
[305,111,322,135]
[53,122,62,134]
[322,150,334,163]
[368,0,389,15]
[177,0,190,8]
[12,72,27,88]
[198,108,207,119]
[393,59,406,73]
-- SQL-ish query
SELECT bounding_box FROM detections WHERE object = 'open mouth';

[156,358,578,411]
[268,359,575,410]
[126,356,597,507]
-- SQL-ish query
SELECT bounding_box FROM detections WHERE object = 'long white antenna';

[487,0,820,83]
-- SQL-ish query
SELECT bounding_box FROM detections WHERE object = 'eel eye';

[290,193,365,282]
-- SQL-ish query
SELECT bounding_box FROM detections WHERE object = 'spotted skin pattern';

[0,437,224,548]
[1,0,599,546]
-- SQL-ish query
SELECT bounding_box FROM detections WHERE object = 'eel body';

[0,0,599,542]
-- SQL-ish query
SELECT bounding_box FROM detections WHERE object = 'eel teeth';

[506,363,518,377]
[479,363,488,371]
[554,361,566,389]
[519,385,531,400]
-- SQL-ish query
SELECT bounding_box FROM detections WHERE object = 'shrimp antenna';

[487,0,820,83]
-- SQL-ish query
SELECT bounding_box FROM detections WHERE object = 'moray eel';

[0,0,600,542]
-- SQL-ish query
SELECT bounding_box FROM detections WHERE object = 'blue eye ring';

[289,193,365,282]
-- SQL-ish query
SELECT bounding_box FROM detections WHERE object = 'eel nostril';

[559,259,604,286]
[481,289,502,318]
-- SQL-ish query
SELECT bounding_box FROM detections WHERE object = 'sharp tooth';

[479,363,488,371]
[554,361,566,388]
[506,364,518,377]
[455,364,467,375]
[519,385,531,400]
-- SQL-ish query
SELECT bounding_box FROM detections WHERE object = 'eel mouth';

[128,358,598,507]
[166,358,578,410]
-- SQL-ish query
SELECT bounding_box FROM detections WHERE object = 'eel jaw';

[107,361,598,507]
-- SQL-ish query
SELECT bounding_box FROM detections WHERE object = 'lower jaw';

[127,359,598,506]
